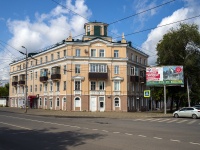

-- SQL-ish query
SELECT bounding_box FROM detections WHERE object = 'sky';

[0,0,200,83]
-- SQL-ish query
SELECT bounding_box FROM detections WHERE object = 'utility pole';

[21,46,28,113]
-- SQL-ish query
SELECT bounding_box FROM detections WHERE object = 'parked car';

[173,107,200,119]
[194,105,200,109]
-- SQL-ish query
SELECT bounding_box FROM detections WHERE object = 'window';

[31,61,33,66]
[39,98,42,106]
[114,50,119,58]
[87,26,90,32]
[51,54,54,61]
[45,56,48,62]
[136,55,138,62]
[63,50,66,57]
[135,67,139,76]
[75,49,80,57]
[91,81,96,90]
[114,81,120,91]
[75,81,80,90]
[57,98,60,106]
[140,57,142,63]
[130,67,135,75]
[40,84,42,92]
[50,82,53,91]
[99,49,105,57]
[131,53,134,61]
[57,52,60,59]
[114,97,120,107]
[136,83,139,92]
[30,85,32,92]
[90,64,107,72]
[63,97,66,102]
[45,98,47,106]
[132,83,135,91]
[30,73,33,80]
[114,66,119,74]
[91,49,96,57]
[44,83,47,92]
[22,86,24,93]
[75,64,80,74]
[64,65,66,74]
[35,85,37,92]
[63,81,66,90]
[75,97,80,107]
[144,59,146,65]
[35,72,37,79]
[99,81,105,90]
[40,57,43,64]
[56,81,60,91]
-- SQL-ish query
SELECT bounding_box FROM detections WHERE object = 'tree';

[156,23,200,110]
[0,83,9,97]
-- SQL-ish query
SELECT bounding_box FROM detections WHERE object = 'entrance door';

[99,97,105,112]
[90,96,97,112]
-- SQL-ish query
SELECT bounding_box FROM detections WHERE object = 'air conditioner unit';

[84,49,88,53]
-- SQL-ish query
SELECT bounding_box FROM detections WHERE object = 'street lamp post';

[21,46,28,113]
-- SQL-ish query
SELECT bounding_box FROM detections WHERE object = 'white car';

[173,107,200,119]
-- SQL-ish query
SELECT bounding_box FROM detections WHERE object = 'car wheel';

[192,114,197,119]
[174,113,179,118]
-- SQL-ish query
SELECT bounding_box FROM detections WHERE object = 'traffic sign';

[144,90,150,97]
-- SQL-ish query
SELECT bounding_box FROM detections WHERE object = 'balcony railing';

[12,81,18,86]
[89,72,108,79]
[51,74,61,80]
[18,80,25,85]
[40,76,48,82]
[130,75,139,82]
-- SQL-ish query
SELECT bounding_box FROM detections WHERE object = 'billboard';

[146,66,184,86]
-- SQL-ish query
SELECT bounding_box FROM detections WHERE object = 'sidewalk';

[0,107,172,119]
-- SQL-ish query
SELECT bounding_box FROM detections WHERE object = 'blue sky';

[0,0,200,82]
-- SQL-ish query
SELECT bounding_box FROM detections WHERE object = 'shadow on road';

[0,126,104,150]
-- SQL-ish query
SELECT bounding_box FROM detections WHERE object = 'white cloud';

[142,0,200,66]
[0,0,91,80]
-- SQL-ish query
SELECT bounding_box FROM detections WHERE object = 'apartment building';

[9,22,148,112]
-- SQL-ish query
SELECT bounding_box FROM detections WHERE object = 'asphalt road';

[0,111,200,150]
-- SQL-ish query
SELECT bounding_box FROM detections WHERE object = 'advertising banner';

[146,66,184,86]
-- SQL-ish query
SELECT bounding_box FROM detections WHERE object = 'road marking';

[158,119,171,122]
[0,121,31,130]
[153,137,162,140]
[149,119,161,122]
[138,135,146,138]
[134,119,145,121]
[177,120,188,123]
[167,119,178,123]
[170,139,180,142]
[92,129,98,131]
[102,130,108,132]
[83,127,89,130]
[187,120,197,124]
[190,142,200,145]
[113,132,120,134]
[125,133,132,136]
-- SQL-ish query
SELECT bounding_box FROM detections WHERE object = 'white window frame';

[114,81,120,91]
[75,64,80,74]
[90,81,96,90]
[90,49,96,57]
[57,98,60,106]
[114,50,119,58]
[75,49,80,57]
[99,81,105,90]
[99,49,105,57]
[114,66,119,74]
[56,81,60,91]
[74,80,81,90]
[114,97,120,107]
[57,52,60,59]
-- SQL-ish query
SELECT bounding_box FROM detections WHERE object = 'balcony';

[140,76,146,83]
[18,80,25,85]
[12,76,18,86]
[51,74,61,80]
[40,76,48,82]
[12,81,18,86]
[89,73,108,79]
[130,75,139,82]
[51,66,61,80]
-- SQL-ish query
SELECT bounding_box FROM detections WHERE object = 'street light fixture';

[21,46,28,113]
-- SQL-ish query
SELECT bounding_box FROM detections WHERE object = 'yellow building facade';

[9,22,148,112]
